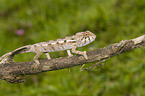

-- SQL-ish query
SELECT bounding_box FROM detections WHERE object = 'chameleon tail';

[0,52,14,64]
[0,45,30,64]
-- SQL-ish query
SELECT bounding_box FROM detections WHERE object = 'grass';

[0,0,145,95]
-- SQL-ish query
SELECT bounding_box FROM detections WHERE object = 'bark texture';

[0,35,145,83]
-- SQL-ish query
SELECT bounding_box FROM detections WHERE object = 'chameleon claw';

[34,60,40,64]
[32,60,40,68]
[67,50,73,57]
[83,51,88,60]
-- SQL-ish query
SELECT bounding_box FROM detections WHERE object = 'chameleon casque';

[0,31,96,66]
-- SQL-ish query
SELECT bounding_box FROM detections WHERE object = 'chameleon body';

[0,31,96,65]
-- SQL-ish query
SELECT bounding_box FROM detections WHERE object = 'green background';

[0,0,145,96]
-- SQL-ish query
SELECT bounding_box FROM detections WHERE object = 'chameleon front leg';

[67,50,73,57]
[45,53,51,59]
[67,50,73,72]
[71,44,88,59]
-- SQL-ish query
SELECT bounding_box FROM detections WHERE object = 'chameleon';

[0,31,96,66]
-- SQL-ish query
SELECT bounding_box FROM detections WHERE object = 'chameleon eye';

[86,34,88,36]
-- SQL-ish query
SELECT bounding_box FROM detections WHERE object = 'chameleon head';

[74,31,96,47]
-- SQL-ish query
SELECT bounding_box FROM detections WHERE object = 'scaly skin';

[0,31,96,66]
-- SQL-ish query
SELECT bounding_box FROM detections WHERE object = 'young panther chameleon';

[0,31,96,66]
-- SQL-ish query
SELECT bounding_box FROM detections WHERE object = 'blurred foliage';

[0,0,145,96]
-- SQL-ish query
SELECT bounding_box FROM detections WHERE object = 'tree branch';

[0,35,145,83]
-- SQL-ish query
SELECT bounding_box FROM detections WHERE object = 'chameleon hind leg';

[33,52,43,68]
[33,52,51,68]
[45,53,51,59]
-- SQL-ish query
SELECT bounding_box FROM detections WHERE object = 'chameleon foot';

[32,60,40,68]
[82,51,88,60]
[67,50,73,57]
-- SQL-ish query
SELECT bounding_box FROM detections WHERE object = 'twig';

[83,58,108,70]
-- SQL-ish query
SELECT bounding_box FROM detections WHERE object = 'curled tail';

[0,45,31,64]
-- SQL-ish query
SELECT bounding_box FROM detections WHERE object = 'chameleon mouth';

[89,36,96,42]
